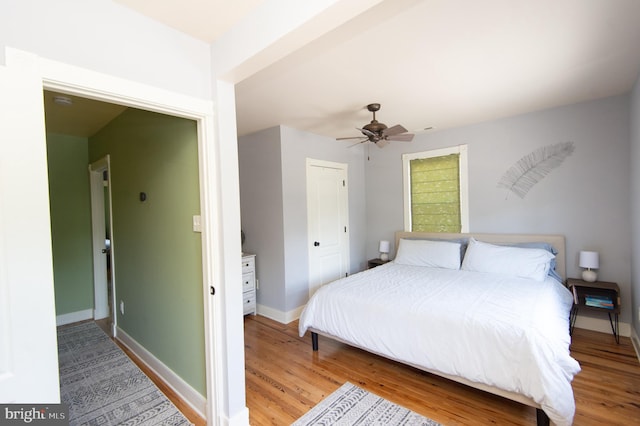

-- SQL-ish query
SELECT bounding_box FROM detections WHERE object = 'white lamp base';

[380,253,389,261]
[582,269,597,282]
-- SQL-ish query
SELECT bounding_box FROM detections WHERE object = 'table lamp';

[579,251,599,282]
[379,240,390,261]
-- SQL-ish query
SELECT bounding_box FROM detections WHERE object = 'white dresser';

[241,254,257,315]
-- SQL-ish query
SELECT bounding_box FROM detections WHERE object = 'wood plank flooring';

[244,315,640,425]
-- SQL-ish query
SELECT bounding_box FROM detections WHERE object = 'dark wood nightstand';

[367,258,390,269]
[567,278,620,343]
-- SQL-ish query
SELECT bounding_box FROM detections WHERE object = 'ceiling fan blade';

[375,139,389,148]
[387,133,414,142]
[381,124,408,137]
[337,136,367,140]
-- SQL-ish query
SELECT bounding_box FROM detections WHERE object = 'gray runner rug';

[58,321,191,425]
[292,382,442,426]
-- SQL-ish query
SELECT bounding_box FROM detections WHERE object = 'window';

[402,145,468,232]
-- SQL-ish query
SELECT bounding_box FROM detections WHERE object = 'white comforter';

[299,263,581,426]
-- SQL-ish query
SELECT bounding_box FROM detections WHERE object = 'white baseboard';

[256,304,305,324]
[573,315,630,337]
[225,407,250,426]
[115,327,206,419]
[56,308,93,326]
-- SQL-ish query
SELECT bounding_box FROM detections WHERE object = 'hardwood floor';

[244,315,640,425]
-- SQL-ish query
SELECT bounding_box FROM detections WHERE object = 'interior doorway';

[89,156,114,336]
[39,72,217,420]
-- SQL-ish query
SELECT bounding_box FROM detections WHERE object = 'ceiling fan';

[337,103,414,148]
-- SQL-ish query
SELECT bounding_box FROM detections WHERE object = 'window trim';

[402,145,469,232]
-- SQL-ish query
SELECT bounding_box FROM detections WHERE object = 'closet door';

[306,159,350,298]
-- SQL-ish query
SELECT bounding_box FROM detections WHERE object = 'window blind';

[410,154,461,232]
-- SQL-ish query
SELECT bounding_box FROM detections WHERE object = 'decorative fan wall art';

[497,141,575,199]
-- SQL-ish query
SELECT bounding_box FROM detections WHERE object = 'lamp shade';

[378,240,390,254]
[579,251,599,269]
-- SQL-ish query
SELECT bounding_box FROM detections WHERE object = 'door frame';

[306,158,350,298]
[6,47,227,424]
[89,156,114,328]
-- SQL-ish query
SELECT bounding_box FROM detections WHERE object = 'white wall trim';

[225,407,251,426]
[115,327,206,418]
[256,305,305,324]
[56,309,93,326]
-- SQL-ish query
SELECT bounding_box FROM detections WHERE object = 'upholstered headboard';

[394,231,566,281]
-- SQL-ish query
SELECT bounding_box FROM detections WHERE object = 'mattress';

[299,262,581,426]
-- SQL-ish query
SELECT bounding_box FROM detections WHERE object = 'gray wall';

[240,96,634,329]
[280,126,367,311]
[365,94,633,326]
[238,125,367,317]
[630,77,640,338]
[238,126,286,311]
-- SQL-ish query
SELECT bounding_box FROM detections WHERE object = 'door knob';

[314,241,320,247]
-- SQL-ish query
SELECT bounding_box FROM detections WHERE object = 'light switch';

[192,215,202,232]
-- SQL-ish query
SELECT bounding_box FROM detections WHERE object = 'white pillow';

[461,237,554,282]
[394,238,461,270]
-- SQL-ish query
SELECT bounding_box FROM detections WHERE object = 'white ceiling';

[47,0,640,141]
[114,0,266,43]
[233,0,640,139]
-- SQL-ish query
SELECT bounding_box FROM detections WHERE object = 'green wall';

[89,108,205,395]
[47,133,94,315]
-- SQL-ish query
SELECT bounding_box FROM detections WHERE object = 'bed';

[299,232,581,426]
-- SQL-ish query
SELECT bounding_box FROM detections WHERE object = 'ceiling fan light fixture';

[362,121,387,134]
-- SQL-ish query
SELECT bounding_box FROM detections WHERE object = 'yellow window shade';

[410,154,461,232]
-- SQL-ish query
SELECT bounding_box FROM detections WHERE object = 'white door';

[89,156,114,328]
[307,159,350,298]
[0,60,60,401]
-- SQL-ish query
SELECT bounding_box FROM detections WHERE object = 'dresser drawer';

[242,257,255,273]
[243,290,256,315]
[242,272,255,292]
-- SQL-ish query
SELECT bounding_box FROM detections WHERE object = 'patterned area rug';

[58,321,191,425]
[292,382,441,426]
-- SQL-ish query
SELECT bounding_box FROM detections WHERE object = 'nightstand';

[367,258,390,269]
[567,278,620,343]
